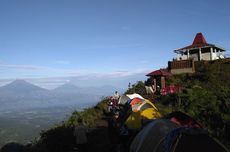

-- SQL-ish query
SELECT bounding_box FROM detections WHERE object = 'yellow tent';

[125,99,161,130]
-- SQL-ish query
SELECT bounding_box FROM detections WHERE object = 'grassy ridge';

[22,100,109,152]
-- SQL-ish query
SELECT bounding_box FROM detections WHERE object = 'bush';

[29,125,75,152]
[164,60,230,142]
[125,81,145,94]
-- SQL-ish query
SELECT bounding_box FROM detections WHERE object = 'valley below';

[0,80,121,148]
[0,103,94,148]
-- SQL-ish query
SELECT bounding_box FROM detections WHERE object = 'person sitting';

[145,85,155,94]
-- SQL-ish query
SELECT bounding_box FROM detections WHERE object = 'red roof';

[192,32,207,45]
[146,69,172,77]
[175,33,215,51]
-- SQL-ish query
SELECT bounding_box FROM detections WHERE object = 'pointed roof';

[175,33,225,52]
[192,32,207,45]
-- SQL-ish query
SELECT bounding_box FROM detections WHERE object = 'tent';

[120,94,161,130]
[118,95,131,105]
[163,111,202,128]
[130,113,229,152]
[126,93,144,100]
[130,119,179,152]
[166,128,228,152]
[118,93,144,105]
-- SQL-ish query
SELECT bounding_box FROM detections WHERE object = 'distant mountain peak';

[61,83,79,88]
[0,79,46,92]
[55,83,79,88]
[10,79,31,84]
[8,79,37,86]
[53,83,80,92]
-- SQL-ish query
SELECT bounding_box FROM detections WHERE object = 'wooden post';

[187,49,190,59]
[161,76,166,88]
[210,47,213,60]
[199,48,202,61]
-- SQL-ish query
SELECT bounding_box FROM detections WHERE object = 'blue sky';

[0,0,230,89]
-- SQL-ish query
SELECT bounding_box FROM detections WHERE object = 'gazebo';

[146,69,172,90]
[174,32,226,61]
[146,69,182,95]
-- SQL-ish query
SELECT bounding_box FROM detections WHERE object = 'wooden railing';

[168,59,194,70]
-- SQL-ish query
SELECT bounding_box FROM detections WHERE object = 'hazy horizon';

[1,0,230,89]
[0,71,146,89]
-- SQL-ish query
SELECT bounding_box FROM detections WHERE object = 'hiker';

[114,91,120,100]
[74,118,88,152]
[111,91,120,110]
[107,98,113,113]
[108,94,119,114]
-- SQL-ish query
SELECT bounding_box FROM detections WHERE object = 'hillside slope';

[1,59,230,152]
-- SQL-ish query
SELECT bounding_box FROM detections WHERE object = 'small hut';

[146,69,172,91]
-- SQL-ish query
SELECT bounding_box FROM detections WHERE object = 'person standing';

[112,91,120,111]
[114,91,120,100]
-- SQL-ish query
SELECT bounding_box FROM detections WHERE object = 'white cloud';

[68,68,149,79]
[107,69,148,78]
[0,62,151,89]
[26,78,70,89]
[0,63,75,78]
[0,62,151,79]
[0,79,14,86]
[0,68,149,89]
[0,63,47,70]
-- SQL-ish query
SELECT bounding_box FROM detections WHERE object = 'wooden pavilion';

[174,32,226,61]
[169,33,227,74]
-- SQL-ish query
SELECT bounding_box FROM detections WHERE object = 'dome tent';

[118,93,144,105]
[130,119,179,152]
[118,93,161,130]
[130,112,229,152]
